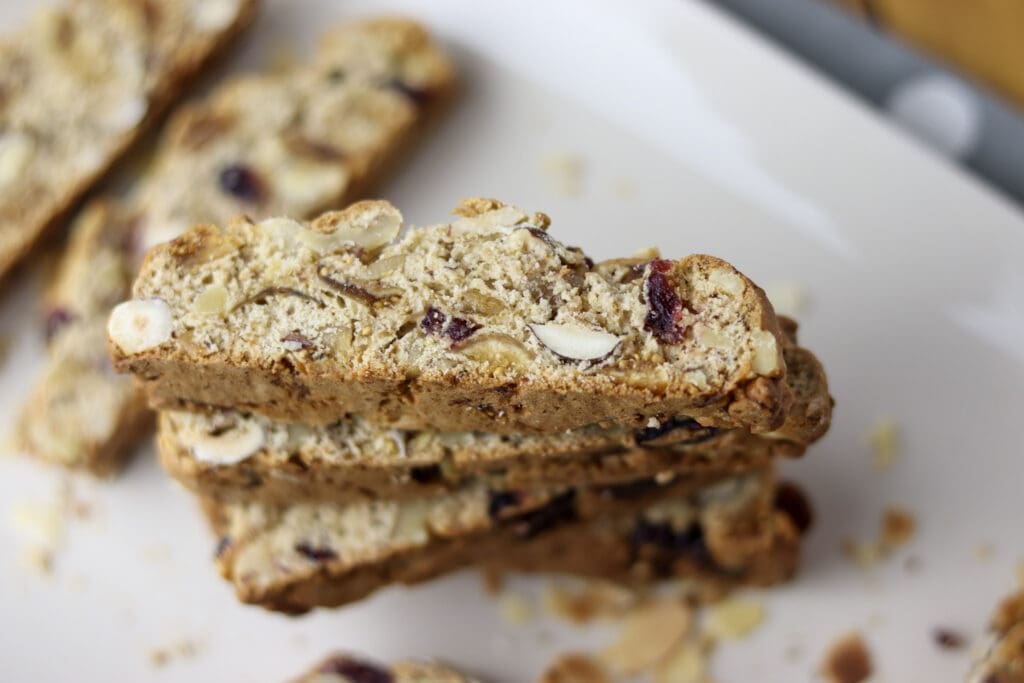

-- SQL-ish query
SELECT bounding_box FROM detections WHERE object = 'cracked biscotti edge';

[156,341,829,504]
[0,0,258,283]
[969,588,1024,683]
[111,199,794,435]
[294,654,481,683]
[205,468,803,613]
[14,17,458,474]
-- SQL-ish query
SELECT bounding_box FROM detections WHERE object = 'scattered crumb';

[539,653,611,683]
[654,641,708,683]
[498,593,534,626]
[933,627,966,650]
[480,566,505,596]
[544,580,639,624]
[881,506,917,550]
[541,153,584,196]
[20,546,54,575]
[148,639,201,668]
[612,177,636,199]
[601,599,691,675]
[975,543,995,562]
[704,596,765,641]
[765,281,807,317]
[868,419,901,470]
[819,633,873,683]
[842,506,917,569]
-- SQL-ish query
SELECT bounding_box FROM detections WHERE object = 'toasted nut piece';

[305,200,403,252]
[189,420,264,465]
[704,596,764,640]
[751,330,780,375]
[108,299,172,353]
[530,322,620,362]
[193,284,229,315]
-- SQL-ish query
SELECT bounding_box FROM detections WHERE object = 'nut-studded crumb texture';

[113,198,793,435]
[295,653,481,683]
[207,468,804,613]
[16,17,456,474]
[0,0,257,281]
[970,588,1024,683]
[158,339,830,504]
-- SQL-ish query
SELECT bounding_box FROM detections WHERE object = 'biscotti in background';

[15,17,457,475]
[110,198,793,435]
[0,0,258,282]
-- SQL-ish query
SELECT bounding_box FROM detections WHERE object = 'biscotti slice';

[15,18,457,474]
[296,654,480,683]
[111,198,792,434]
[158,341,830,503]
[0,0,257,282]
[969,588,1024,683]
[207,468,803,613]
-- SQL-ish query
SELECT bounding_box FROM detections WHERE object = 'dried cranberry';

[508,490,577,539]
[420,306,447,334]
[774,481,814,534]
[644,259,686,344]
[386,78,429,105]
[214,536,231,558]
[630,518,711,566]
[634,417,718,446]
[445,316,481,345]
[218,163,264,202]
[44,307,74,341]
[487,491,522,520]
[318,656,393,683]
[294,542,337,562]
[409,464,442,484]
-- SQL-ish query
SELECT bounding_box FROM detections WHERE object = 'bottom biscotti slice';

[970,587,1024,683]
[207,469,803,613]
[295,653,479,683]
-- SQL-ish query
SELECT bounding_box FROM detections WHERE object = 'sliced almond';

[108,299,172,354]
[529,322,620,362]
[307,201,402,252]
[190,420,264,465]
[704,597,765,641]
[601,600,691,674]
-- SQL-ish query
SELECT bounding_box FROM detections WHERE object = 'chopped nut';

[708,269,745,297]
[819,633,873,683]
[147,638,202,668]
[544,580,639,624]
[192,284,229,315]
[189,420,264,465]
[529,322,620,362]
[498,593,533,626]
[107,299,173,354]
[704,596,765,640]
[655,641,707,683]
[601,600,691,674]
[868,419,901,470]
[540,654,611,683]
[751,330,780,375]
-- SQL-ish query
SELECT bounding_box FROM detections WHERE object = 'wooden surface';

[832,0,1024,109]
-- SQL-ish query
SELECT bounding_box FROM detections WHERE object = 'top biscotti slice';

[110,198,792,434]
[0,0,256,281]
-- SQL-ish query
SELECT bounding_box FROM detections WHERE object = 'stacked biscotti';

[109,197,832,612]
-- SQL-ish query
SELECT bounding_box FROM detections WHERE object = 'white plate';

[2,1,1023,680]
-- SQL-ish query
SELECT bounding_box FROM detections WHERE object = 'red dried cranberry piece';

[644,259,686,344]
[420,306,446,334]
[634,417,719,446]
[318,656,393,683]
[409,464,442,484]
[508,490,577,539]
[218,163,264,202]
[774,481,814,534]
[630,518,712,566]
[45,307,75,342]
[445,316,481,345]
[487,490,522,520]
[294,542,338,562]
